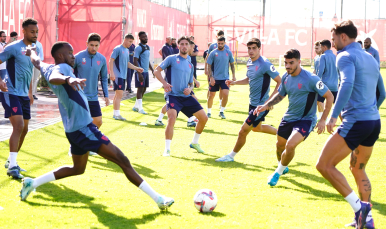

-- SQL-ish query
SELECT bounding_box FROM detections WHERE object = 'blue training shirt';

[314,55,320,75]
[317,50,339,92]
[159,54,194,97]
[332,42,384,121]
[246,56,280,106]
[208,43,230,54]
[74,49,109,101]
[111,45,130,79]
[364,46,380,67]
[278,69,329,127]
[191,44,198,66]
[134,43,150,73]
[40,63,93,133]
[0,40,35,97]
[206,48,234,80]
[161,43,173,60]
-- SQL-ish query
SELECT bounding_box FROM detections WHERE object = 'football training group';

[0,17,384,229]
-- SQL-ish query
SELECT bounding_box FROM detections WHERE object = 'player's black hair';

[217,30,224,36]
[87,33,101,43]
[217,36,226,42]
[138,31,146,37]
[246,38,261,48]
[0,31,5,37]
[331,20,357,39]
[51,41,70,57]
[22,18,38,28]
[320,39,331,49]
[10,32,18,37]
[357,40,363,45]
[284,49,301,60]
[125,33,135,40]
[177,36,190,44]
[189,40,195,45]
[171,37,176,40]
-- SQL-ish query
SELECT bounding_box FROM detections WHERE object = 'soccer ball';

[193,189,217,212]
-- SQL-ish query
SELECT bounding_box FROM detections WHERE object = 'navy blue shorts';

[337,119,381,150]
[317,91,337,103]
[277,120,313,140]
[166,95,203,118]
[135,72,149,88]
[209,79,229,92]
[88,101,102,117]
[245,104,269,127]
[113,78,126,91]
[0,93,31,119]
[66,123,111,155]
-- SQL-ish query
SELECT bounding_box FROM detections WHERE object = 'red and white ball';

[193,189,218,212]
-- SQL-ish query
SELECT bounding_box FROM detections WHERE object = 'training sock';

[275,161,287,175]
[33,171,56,189]
[134,99,138,108]
[158,113,164,121]
[188,116,195,122]
[219,99,222,105]
[9,152,18,168]
[137,99,143,110]
[344,191,361,213]
[192,133,201,144]
[114,110,120,116]
[228,151,237,158]
[165,140,171,151]
[318,112,323,119]
[367,210,372,222]
[139,181,160,203]
[220,107,225,112]
[207,108,211,114]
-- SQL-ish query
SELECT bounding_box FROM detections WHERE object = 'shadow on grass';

[88,159,162,179]
[26,183,180,229]
[198,211,226,217]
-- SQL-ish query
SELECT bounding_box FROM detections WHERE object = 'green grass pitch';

[1,66,385,228]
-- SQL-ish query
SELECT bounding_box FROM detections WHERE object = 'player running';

[206,36,236,119]
[215,38,281,162]
[132,31,154,114]
[316,39,339,119]
[316,20,385,229]
[20,42,174,210]
[0,18,39,179]
[254,49,334,187]
[109,33,143,120]
[154,36,208,157]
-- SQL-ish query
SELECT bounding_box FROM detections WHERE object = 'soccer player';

[158,36,173,60]
[206,36,236,119]
[154,36,208,157]
[316,20,385,229]
[126,35,136,93]
[73,33,109,157]
[20,42,175,210]
[189,36,198,82]
[203,42,211,61]
[205,30,230,105]
[313,41,324,119]
[0,31,6,46]
[254,48,333,187]
[109,33,143,120]
[171,38,179,54]
[133,31,154,114]
[316,39,339,119]
[215,38,281,162]
[0,18,39,179]
[363,37,380,66]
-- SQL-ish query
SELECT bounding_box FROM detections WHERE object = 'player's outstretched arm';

[127,62,143,73]
[253,93,285,115]
[49,73,86,91]
[226,77,248,87]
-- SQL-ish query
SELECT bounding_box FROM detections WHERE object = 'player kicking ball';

[254,49,333,187]
[154,36,208,157]
[19,42,174,210]
[216,38,281,162]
